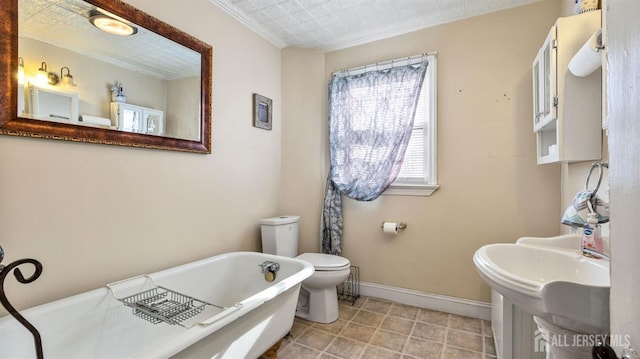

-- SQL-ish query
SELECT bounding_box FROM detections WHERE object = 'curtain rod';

[332,51,437,76]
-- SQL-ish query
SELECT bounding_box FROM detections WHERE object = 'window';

[385,54,438,196]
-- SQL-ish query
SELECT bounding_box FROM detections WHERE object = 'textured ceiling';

[210,0,542,51]
[19,0,201,80]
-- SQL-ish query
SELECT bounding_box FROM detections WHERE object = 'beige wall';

[281,0,563,302]
[166,76,201,140]
[280,47,327,254]
[0,0,281,314]
[562,0,576,16]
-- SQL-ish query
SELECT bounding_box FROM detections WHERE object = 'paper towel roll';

[383,222,398,235]
[569,29,603,77]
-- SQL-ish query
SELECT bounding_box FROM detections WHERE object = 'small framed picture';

[253,93,272,130]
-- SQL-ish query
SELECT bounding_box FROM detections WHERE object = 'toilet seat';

[296,253,350,271]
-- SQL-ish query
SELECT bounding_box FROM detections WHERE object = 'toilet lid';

[297,253,350,271]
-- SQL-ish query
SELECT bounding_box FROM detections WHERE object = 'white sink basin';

[473,234,609,334]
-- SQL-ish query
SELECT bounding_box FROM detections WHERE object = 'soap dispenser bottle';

[590,213,604,253]
[582,213,603,255]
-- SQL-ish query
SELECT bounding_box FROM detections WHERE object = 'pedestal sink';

[473,234,610,358]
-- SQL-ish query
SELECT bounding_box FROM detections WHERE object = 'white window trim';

[385,54,438,197]
[384,184,440,196]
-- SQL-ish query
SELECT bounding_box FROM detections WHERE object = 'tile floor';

[275,296,496,359]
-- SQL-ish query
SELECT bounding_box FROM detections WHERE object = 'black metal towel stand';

[0,246,44,359]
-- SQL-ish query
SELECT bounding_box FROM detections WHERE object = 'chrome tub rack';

[106,275,231,328]
[118,286,221,327]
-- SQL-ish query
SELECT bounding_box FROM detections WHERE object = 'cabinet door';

[533,50,542,128]
[533,27,557,131]
[113,103,144,133]
[142,109,164,136]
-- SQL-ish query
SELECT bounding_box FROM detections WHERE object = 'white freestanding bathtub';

[0,252,314,359]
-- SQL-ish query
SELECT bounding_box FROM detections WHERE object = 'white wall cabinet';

[532,11,602,164]
[110,102,164,136]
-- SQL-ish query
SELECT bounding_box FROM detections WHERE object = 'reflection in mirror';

[1,0,212,153]
[19,0,201,140]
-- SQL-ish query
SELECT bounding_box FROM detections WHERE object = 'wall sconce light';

[60,67,76,87]
[35,61,64,86]
[36,61,48,86]
[18,57,25,84]
[89,10,137,36]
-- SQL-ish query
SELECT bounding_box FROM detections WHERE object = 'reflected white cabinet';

[110,102,164,136]
[143,108,164,135]
[532,11,602,164]
[24,83,79,123]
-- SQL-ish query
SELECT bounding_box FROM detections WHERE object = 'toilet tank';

[259,215,299,257]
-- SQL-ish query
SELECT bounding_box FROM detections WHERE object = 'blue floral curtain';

[321,59,428,255]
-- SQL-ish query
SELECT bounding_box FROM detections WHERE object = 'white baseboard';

[358,281,491,320]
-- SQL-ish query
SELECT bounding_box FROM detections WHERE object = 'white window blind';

[389,54,438,196]
[396,79,428,182]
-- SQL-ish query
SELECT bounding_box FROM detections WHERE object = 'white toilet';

[259,215,350,323]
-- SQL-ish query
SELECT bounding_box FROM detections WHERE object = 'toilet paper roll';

[383,222,398,235]
[569,29,603,77]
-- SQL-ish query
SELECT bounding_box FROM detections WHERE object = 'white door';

[607,0,640,356]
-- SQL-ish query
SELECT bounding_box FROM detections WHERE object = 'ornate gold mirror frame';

[0,0,212,153]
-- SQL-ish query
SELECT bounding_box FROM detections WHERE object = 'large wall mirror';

[0,0,212,153]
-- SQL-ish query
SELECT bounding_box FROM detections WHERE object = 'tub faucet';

[259,261,280,273]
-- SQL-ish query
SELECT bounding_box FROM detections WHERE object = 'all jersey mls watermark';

[534,330,631,353]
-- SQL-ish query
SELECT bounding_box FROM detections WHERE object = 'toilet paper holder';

[380,222,407,231]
